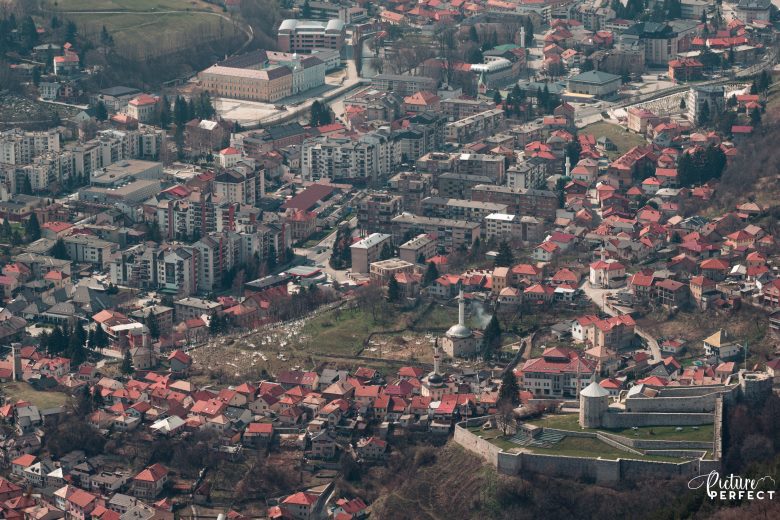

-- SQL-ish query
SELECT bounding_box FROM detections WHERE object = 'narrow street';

[580,281,662,362]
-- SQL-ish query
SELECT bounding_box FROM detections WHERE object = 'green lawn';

[44,0,219,11]
[469,425,689,461]
[0,382,69,409]
[582,121,648,159]
[525,437,684,462]
[298,307,381,356]
[524,414,714,442]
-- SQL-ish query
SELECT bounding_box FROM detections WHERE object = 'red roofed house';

[516,347,595,397]
[126,94,160,124]
[589,258,626,288]
[355,436,388,460]
[132,463,169,499]
[281,492,320,520]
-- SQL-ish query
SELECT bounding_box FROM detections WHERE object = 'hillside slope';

[364,443,779,519]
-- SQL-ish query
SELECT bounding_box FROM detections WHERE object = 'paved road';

[294,216,357,283]
[580,280,662,362]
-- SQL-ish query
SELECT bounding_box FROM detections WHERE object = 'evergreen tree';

[493,90,502,105]
[494,241,514,267]
[199,92,215,119]
[159,95,171,129]
[387,276,400,302]
[423,261,439,287]
[92,387,104,408]
[120,350,134,375]
[92,324,108,349]
[25,213,41,241]
[21,175,32,195]
[469,25,479,43]
[266,243,277,273]
[20,16,38,49]
[679,97,686,110]
[48,327,66,355]
[65,21,77,42]
[699,101,710,125]
[95,101,108,121]
[302,0,312,17]
[379,242,394,260]
[498,369,521,406]
[174,96,188,127]
[76,384,92,417]
[483,314,502,357]
[750,107,761,127]
[147,318,160,339]
[100,25,113,46]
[1,218,11,239]
[750,81,758,95]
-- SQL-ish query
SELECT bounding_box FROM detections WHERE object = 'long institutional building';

[198,50,326,103]
[277,19,346,53]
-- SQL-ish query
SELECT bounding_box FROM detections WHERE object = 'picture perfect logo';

[688,471,776,501]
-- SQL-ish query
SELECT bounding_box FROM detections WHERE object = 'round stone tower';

[579,381,609,428]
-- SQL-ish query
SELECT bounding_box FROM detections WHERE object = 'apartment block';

[421,197,508,223]
[357,193,403,234]
[390,214,480,253]
[445,109,505,143]
[350,233,392,274]
[399,234,437,264]
[471,184,558,221]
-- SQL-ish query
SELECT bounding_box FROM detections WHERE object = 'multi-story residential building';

[301,130,399,183]
[157,246,199,296]
[350,233,392,274]
[506,157,548,190]
[277,19,346,53]
[213,168,261,205]
[421,197,508,223]
[438,172,493,199]
[440,98,496,122]
[193,233,241,292]
[369,258,415,284]
[735,0,771,22]
[390,214,480,253]
[357,193,402,234]
[470,184,558,221]
[483,213,543,243]
[388,172,432,214]
[174,297,222,322]
[687,85,725,125]
[399,234,437,264]
[0,129,61,165]
[63,235,118,267]
[370,74,437,97]
[445,109,505,143]
[454,153,505,184]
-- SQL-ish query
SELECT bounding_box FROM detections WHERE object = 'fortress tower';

[579,380,609,428]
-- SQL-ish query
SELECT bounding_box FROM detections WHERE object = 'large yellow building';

[198,65,292,103]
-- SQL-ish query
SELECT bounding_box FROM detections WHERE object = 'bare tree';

[496,399,516,437]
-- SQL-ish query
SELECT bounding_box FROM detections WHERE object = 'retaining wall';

[625,394,719,413]
[597,431,713,451]
[602,411,713,428]
[453,419,502,466]
[455,418,722,484]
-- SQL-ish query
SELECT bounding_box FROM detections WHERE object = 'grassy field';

[43,0,219,11]
[524,437,683,462]
[524,413,714,442]
[0,382,70,409]
[582,121,648,159]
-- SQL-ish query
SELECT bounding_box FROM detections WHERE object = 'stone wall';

[453,419,502,466]
[455,418,723,484]
[602,411,713,428]
[713,397,723,460]
[597,431,713,451]
[625,394,719,413]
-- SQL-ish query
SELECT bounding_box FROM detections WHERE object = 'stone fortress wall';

[454,372,771,484]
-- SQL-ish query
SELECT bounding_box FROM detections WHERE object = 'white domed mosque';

[422,338,450,400]
[442,289,481,357]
